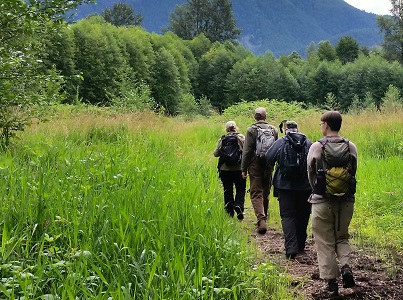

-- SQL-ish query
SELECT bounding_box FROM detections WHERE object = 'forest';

[39,15,403,114]
[2,0,403,145]
[73,0,382,56]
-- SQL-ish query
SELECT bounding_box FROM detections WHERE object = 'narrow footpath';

[248,220,403,299]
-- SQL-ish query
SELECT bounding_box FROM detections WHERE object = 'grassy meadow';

[0,102,402,299]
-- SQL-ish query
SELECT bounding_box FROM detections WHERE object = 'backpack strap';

[318,137,351,168]
[217,134,226,172]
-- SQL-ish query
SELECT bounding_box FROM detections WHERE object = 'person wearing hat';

[214,121,246,219]
[265,121,312,259]
[241,107,278,234]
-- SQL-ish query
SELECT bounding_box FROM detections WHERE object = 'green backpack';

[316,138,356,199]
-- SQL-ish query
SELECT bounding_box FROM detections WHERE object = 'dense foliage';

[35,17,403,116]
[72,0,382,56]
[2,0,403,147]
[0,0,93,146]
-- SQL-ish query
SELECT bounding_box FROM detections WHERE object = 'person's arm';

[271,125,279,140]
[237,133,245,150]
[241,127,255,173]
[213,137,223,157]
[349,141,358,176]
[265,138,282,168]
[307,142,321,189]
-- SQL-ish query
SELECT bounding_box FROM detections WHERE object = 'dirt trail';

[248,221,403,299]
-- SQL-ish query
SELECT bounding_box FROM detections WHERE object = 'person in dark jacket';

[214,121,246,219]
[265,121,312,259]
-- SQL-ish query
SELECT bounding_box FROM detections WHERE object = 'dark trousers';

[220,170,246,217]
[277,189,312,255]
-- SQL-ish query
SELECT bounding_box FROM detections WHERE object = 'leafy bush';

[222,99,317,121]
[111,82,156,113]
[177,93,200,119]
[381,84,403,113]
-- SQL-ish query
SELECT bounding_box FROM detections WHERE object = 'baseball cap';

[254,107,267,116]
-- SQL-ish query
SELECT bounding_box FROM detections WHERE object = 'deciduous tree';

[0,0,93,147]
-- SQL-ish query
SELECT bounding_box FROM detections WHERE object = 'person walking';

[307,111,358,296]
[214,121,246,220]
[241,107,278,234]
[265,121,312,259]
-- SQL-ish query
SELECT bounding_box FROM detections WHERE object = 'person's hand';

[242,171,247,179]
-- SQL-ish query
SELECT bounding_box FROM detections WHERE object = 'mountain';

[70,0,383,56]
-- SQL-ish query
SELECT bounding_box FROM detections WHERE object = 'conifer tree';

[168,0,240,43]
[377,0,403,63]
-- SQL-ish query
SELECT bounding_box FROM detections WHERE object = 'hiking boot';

[257,219,267,234]
[341,264,356,288]
[234,206,244,220]
[327,279,339,296]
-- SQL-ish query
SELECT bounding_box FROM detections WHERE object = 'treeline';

[41,15,403,114]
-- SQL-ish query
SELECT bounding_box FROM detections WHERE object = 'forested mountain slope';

[71,0,382,56]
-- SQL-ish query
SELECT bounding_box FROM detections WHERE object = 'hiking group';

[214,108,358,296]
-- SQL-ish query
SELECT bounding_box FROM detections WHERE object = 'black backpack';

[218,134,242,167]
[278,134,308,179]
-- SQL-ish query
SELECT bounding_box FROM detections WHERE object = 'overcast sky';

[344,0,391,15]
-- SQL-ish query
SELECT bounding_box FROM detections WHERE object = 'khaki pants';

[311,201,354,279]
[248,158,272,221]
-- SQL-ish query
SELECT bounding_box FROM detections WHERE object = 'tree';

[305,62,341,107]
[187,33,212,60]
[71,16,127,105]
[40,26,79,104]
[226,53,301,104]
[102,2,143,27]
[150,47,182,114]
[0,0,93,147]
[336,36,359,64]
[168,0,240,43]
[306,42,317,60]
[196,42,248,110]
[317,41,337,62]
[377,0,403,63]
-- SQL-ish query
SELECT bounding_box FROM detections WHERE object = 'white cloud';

[344,0,391,15]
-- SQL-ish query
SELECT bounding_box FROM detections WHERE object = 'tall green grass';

[1,104,402,299]
[0,114,295,299]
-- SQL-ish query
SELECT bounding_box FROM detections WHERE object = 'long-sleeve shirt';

[241,120,278,172]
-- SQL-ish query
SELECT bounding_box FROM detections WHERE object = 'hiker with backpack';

[214,121,246,220]
[307,111,358,296]
[265,121,312,259]
[241,107,278,234]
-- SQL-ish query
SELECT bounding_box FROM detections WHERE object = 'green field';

[0,103,402,299]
